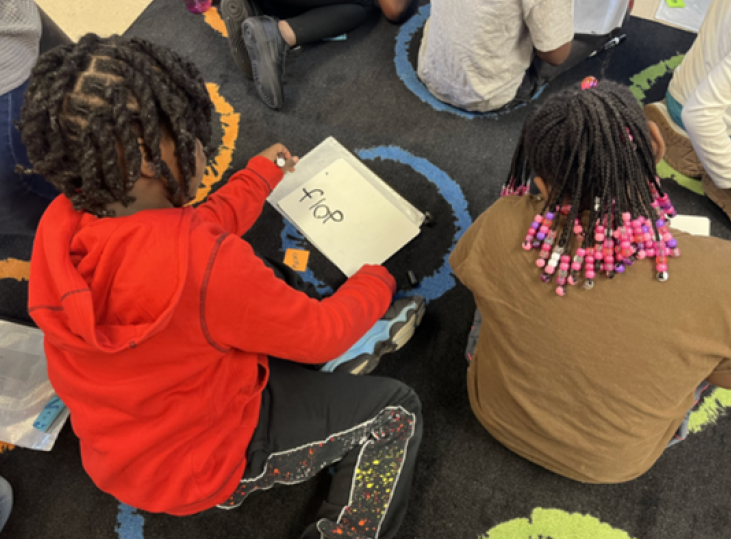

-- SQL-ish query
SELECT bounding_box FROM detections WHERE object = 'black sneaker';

[321,296,426,375]
[242,16,288,110]
[220,0,261,80]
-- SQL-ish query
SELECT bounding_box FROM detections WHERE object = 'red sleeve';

[203,234,397,363]
[194,156,284,236]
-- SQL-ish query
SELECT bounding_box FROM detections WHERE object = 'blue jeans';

[0,79,58,238]
[0,476,12,532]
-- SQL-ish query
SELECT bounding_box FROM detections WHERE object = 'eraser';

[33,395,66,432]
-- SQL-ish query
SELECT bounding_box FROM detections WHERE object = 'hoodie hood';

[29,196,192,354]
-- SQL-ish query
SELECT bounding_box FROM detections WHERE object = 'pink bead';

[545,265,556,275]
[522,241,532,251]
[656,263,668,272]
[636,250,646,260]
[596,233,605,242]
[577,248,586,257]
[559,263,570,271]
[556,286,566,297]
[541,243,551,252]
[646,248,656,257]
[585,256,594,264]
[586,270,596,279]
[527,228,536,236]
[539,225,549,234]
[568,276,577,285]
[574,225,583,234]
[536,259,546,268]
[571,262,581,271]
[534,215,543,223]
[662,232,672,241]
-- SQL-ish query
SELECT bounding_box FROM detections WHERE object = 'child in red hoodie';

[19,34,424,539]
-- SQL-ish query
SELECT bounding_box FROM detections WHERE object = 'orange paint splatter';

[203,7,228,37]
[0,258,30,282]
[189,83,240,205]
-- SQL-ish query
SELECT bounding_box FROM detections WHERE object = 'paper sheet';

[655,0,712,33]
[669,214,711,236]
[277,159,420,276]
[0,321,68,451]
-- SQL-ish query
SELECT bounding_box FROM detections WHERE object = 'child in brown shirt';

[451,80,731,483]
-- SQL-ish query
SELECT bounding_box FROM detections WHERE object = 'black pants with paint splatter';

[217,357,422,539]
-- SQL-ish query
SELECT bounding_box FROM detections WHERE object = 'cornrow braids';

[17,33,215,217]
[506,80,679,297]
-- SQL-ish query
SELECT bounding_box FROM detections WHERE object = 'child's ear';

[534,176,550,199]
[137,140,157,178]
[647,121,666,165]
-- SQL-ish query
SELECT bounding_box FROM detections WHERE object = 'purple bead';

[641,226,650,233]
[531,221,540,229]
[540,273,551,283]
[537,232,546,240]
[545,212,555,220]
[656,219,665,228]
[614,263,625,274]
[667,238,678,248]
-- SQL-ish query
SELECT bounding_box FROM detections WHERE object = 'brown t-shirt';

[450,195,731,483]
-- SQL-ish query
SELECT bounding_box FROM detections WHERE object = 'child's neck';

[104,177,178,217]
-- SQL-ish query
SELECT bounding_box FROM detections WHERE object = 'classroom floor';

[2,1,731,538]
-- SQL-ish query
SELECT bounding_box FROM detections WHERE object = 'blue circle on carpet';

[395,4,545,120]
[280,146,472,303]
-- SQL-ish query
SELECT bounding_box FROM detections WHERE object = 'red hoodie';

[29,156,396,515]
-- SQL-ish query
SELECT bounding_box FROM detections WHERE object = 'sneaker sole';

[221,0,258,80]
[243,19,284,110]
[644,102,705,178]
[325,296,426,376]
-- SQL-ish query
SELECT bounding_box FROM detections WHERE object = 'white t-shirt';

[417,0,574,112]
[668,0,731,188]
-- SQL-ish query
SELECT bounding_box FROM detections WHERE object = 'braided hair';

[17,33,215,217]
[503,80,679,296]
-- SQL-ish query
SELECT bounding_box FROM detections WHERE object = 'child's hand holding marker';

[258,143,298,172]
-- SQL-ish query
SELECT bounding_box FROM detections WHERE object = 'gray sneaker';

[242,16,288,110]
[220,0,262,80]
[321,296,426,375]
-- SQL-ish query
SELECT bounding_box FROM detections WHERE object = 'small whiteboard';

[277,159,420,276]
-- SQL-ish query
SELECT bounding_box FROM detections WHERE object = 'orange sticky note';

[284,248,310,272]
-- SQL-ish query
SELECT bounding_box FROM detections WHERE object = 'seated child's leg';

[644,93,706,178]
[218,358,422,539]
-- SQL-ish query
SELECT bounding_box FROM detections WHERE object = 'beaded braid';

[17,34,214,217]
[508,79,679,296]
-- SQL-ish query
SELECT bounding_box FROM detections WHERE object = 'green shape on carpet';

[629,54,685,103]
[689,387,731,434]
[656,160,705,195]
[480,508,635,539]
